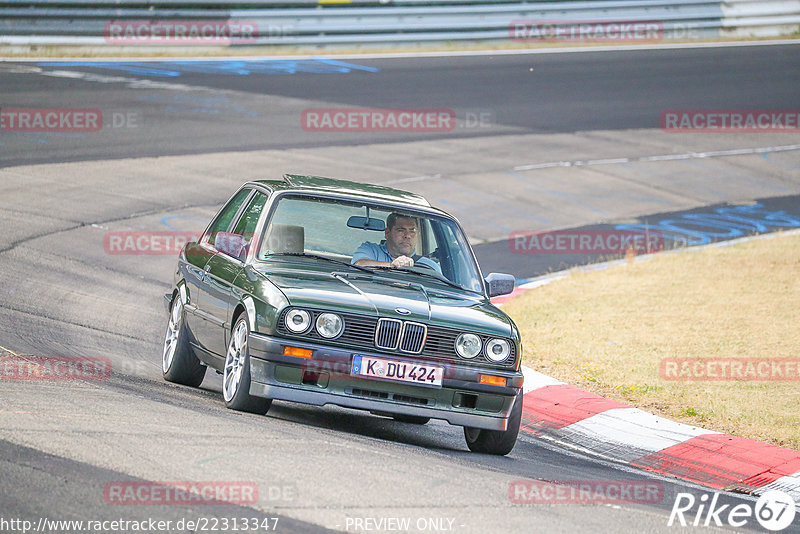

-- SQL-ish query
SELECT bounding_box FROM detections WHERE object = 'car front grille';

[374,318,402,351]
[398,322,426,354]
[337,314,378,346]
[374,318,426,354]
[276,309,514,368]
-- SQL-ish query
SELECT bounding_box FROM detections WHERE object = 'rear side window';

[234,191,268,241]
[202,188,251,248]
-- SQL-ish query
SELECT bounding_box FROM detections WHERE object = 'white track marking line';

[380,174,441,185]
[388,144,800,188]
[513,144,800,172]
[0,64,217,92]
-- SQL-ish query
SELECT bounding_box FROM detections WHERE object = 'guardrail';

[0,0,798,47]
[721,0,800,37]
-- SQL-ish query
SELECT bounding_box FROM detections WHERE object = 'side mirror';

[215,232,248,260]
[347,216,385,231]
[485,273,515,297]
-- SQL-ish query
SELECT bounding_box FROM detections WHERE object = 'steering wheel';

[412,261,436,271]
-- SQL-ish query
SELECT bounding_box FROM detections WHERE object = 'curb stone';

[494,230,800,500]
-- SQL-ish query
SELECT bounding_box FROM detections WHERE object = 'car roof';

[251,174,432,208]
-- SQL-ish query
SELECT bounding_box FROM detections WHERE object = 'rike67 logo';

[669,490,797,531]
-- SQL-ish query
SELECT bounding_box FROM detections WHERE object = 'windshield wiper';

[265,253,476,293]
[264,253,379,275]
[375,266,470,292]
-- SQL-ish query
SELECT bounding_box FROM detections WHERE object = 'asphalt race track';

[2,44,799,167]
[1,43,799,533]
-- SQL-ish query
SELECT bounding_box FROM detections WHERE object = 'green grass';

[504,232,800,450]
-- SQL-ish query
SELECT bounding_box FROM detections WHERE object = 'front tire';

[223,314,271,415]
[464,390,523,455]
[162,296,206,387]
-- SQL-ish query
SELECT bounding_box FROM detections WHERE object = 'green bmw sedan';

[162,174,524,455]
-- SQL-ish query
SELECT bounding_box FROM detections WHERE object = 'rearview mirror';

[485,273,515,297]
[347,216,385,231]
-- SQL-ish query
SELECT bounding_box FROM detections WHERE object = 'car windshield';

[255,194,484,294]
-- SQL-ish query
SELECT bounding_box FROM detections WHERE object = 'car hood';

[258,264,512,337]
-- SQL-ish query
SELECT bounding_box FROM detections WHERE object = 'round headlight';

[315,313,343,339]
[285,309,311,333]
[455,333,481,359]
[485,338,511,362]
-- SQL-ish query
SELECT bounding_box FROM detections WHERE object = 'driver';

[352,213,441,272]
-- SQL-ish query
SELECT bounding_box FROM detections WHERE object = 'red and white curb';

[495,231,800,500]
[518,367,800,500]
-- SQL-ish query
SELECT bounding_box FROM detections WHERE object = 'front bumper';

[247,333,523,431]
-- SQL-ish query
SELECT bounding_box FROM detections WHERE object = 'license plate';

[351,355,443,387]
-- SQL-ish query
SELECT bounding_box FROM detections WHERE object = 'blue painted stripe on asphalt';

[310,57,380,72]
[160,215,209,231]
[613,202,800,246]
[36,59,380,77]
[505,198,800,286]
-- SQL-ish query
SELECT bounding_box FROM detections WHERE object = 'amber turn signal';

[283,346,313,359]
[479,374,506,387]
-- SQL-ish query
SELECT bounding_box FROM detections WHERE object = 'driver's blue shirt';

[351,242,442,273]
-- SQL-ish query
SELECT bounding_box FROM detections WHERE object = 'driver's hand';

[391,255,414,268]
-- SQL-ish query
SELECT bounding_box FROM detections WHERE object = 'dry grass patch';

[504,232,800,449]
